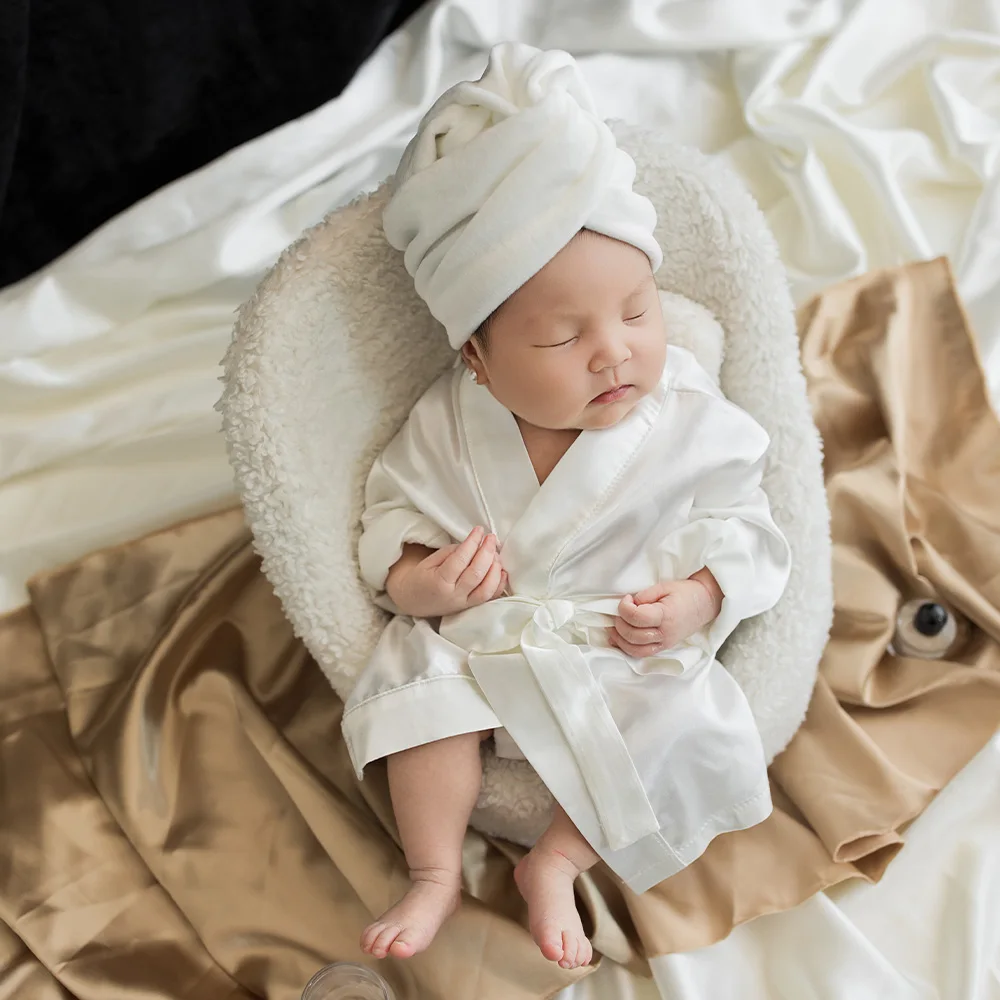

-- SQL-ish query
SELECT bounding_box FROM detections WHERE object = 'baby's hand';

[609,576,721,658]
[387,526,507,618]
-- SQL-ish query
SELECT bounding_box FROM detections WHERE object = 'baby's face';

[463,230,666,431]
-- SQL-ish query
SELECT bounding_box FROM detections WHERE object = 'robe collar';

[457,364,669,595]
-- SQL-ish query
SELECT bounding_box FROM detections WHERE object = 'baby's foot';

[360,868,461,960]
[514,848,593,970]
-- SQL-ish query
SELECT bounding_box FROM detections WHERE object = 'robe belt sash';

[442,595,660,852]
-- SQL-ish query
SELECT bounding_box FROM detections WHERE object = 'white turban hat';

[382,43,663,349]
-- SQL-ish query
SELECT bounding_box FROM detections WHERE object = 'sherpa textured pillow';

[219,124,833,846]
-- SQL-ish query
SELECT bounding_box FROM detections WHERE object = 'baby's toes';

[387,928,420,960]
[360,921,384,954]
[536,923,566,963]
[370,923,403,959]
[558,931,579,969]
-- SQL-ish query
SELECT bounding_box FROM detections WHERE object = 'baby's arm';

[360,380,507,618]
[386,528,507,618]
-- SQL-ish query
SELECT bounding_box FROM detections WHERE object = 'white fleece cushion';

[219,125,833,847]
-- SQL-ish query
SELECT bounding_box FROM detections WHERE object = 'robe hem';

[343,673,501,779]
[621,783,773,894]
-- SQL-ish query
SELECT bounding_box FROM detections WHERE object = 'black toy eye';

[891,599,966,659]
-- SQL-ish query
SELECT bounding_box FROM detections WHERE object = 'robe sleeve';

[655,394,791,659]
[357,451,452,593]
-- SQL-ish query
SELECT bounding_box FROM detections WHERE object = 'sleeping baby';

[342,43,791,971]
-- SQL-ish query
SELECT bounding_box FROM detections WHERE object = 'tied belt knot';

[442,594,660,852]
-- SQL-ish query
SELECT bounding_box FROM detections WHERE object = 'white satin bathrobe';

[343,346,791,893]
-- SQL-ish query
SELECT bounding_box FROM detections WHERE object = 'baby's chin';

[564,397,643,431]
[579,406,636,430]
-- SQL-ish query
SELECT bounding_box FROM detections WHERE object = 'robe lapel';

[458,367,539,543]
[459,366,668,595]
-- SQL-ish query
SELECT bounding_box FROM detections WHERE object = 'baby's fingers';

[617,595,664,629]
[613,618,663,647]
[469,560,504,605]
[633,582,674,606]
[437,527,485,583]
[609,631,663,659]
[456,533,497,593]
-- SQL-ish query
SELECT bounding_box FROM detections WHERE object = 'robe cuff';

[357,510,452,592]
[698,519,767,654]
[657,515,789,661]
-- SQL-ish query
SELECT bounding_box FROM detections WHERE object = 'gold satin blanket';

[2,258,998,998]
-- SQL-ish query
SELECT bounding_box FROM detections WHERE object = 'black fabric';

[0,0,427,289]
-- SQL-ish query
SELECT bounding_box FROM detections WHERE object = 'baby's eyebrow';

[624,276,654,301]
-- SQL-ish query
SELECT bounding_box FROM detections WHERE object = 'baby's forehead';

[515,269,653,314]
[484,231,655,330]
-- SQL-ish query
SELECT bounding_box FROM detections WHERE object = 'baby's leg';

[361,730,488,960]
[514,805,599,970]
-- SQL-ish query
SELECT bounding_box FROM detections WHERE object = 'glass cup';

[300,962,396,1000]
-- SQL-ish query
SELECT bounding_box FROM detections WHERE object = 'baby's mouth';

[591,384,633,405]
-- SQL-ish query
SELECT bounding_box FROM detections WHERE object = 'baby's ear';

[460,340,488,386]
[657,291,725,385]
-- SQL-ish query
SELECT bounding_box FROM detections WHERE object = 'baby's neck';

[515,419,581,487]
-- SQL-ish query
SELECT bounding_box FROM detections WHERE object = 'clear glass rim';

[301,962,392,1000]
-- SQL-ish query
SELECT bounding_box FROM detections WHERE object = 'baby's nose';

[590,340,631,372]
